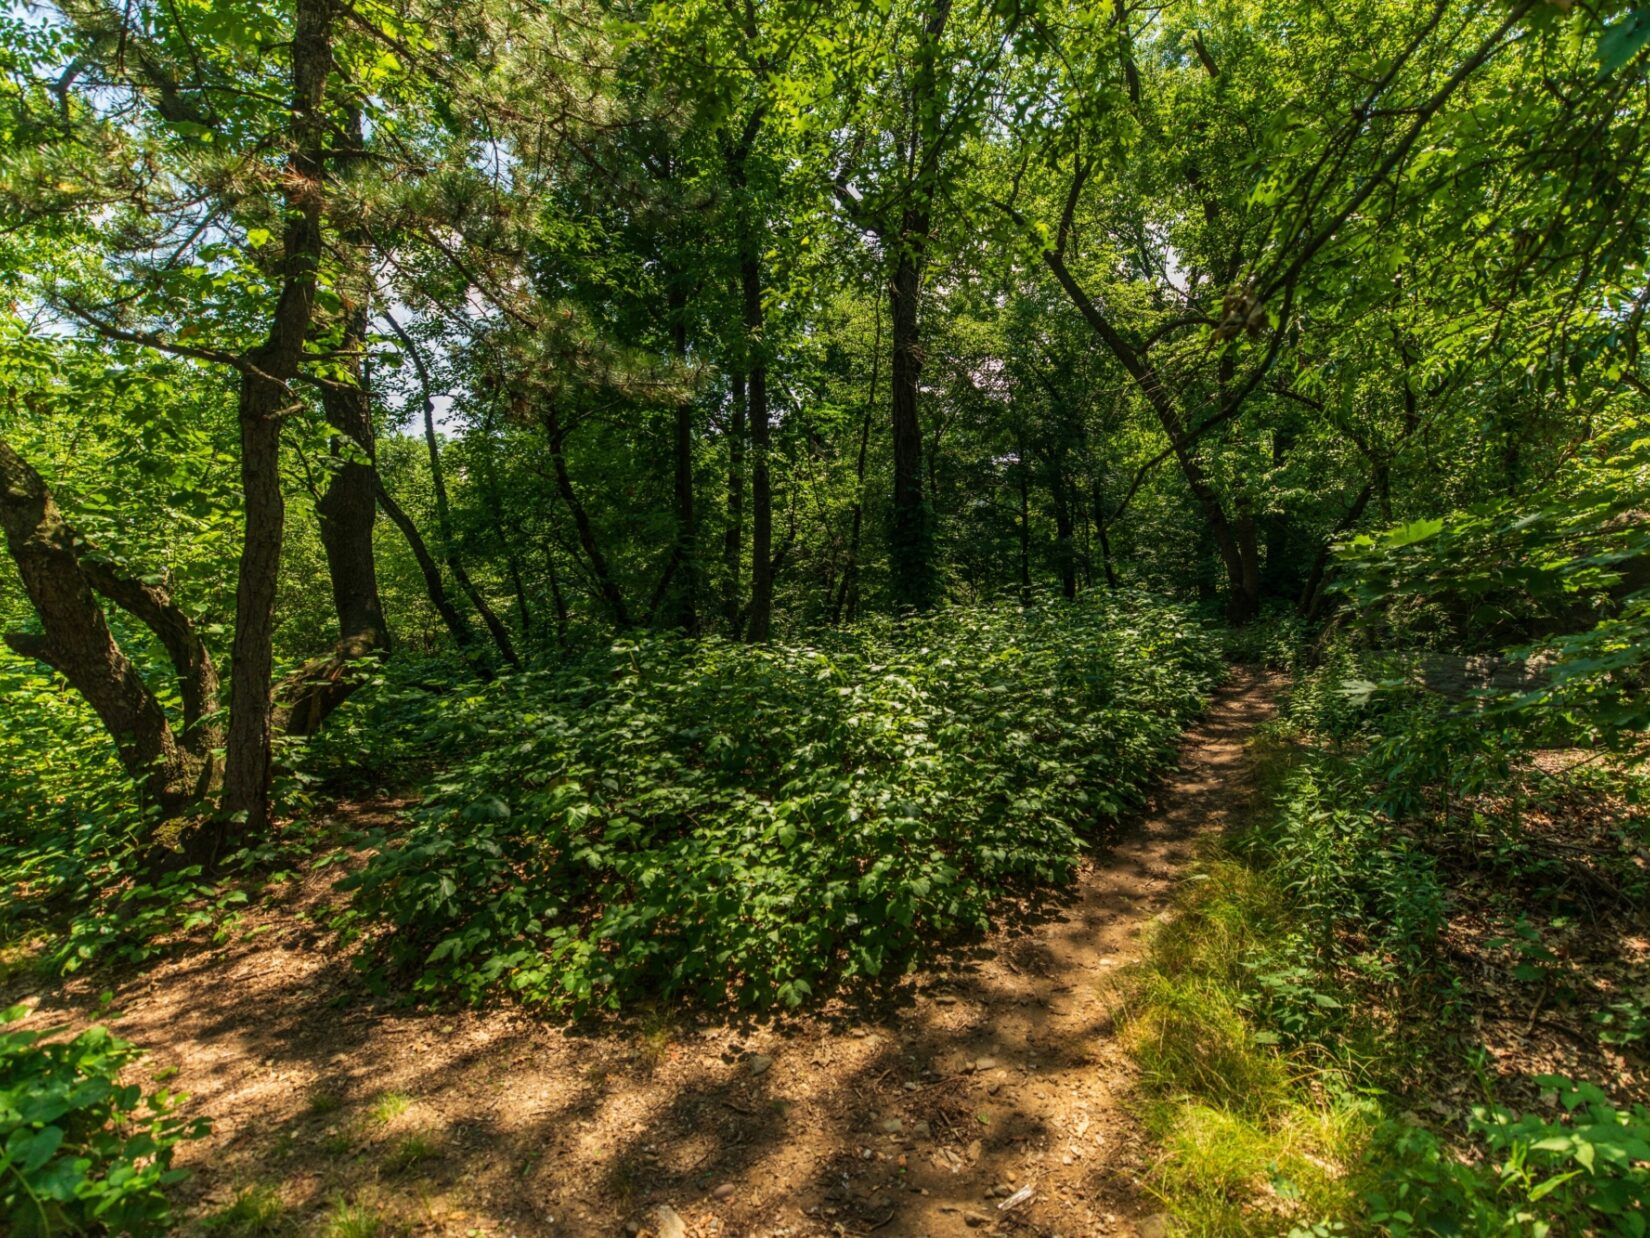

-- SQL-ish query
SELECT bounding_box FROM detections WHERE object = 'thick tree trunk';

[221,0,335,839]
[879,0,952,613]
[223,369,288,830]
[315,317,388,652]
[74,555,220,753]
[0,439,212,815]
[287,305,393,737]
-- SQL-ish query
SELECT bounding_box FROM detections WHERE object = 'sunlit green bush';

[0,1005,205,1233]
[335,592,1219,1010]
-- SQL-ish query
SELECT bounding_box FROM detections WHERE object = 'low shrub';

[1371,1079,1650,1236]
[0,1004,205,1234]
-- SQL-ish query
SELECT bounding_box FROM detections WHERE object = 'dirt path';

[29,668,1279,1237]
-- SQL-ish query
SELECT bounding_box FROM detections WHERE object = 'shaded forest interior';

[1,0,1648,1234]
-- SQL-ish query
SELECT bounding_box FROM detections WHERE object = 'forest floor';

[25,669,1280,1238]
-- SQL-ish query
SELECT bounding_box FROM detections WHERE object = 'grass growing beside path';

[1121,643,1650,1236]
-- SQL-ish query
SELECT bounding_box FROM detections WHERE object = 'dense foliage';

[0,1005,204,1233]
[0,0,1647,1230]
[333,594,1218,1009]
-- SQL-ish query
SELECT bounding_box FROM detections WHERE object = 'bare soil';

[24,668,1280,1237]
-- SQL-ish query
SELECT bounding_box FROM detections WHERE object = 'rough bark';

[315,319,388,651]
[74,554,219,752]
[0,438,206,815]
[288,304,392,737]
[221,0,335,838]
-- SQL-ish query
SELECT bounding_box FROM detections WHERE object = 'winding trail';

[29,668,1279,1237]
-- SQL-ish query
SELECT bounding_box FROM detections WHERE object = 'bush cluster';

[335,593,1220,1010]
[1,1005,204,1234]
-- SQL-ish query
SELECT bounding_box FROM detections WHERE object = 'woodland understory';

[1,0,1649,1233]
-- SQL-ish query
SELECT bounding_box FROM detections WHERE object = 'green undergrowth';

[0,1004,206,1233]
[324,591,1220,1011]
[0,651,334,980]
[1123,636,1650,1235]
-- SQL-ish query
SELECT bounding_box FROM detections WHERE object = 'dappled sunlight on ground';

[19,673,1281,1237]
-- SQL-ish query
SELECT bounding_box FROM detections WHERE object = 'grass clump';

[367,1091,410,1124]
[199,1184,288,1235]
[379,1129,441,1175]
[322,1198,385,1238]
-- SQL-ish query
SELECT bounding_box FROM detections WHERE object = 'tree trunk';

[374,477,485,664]
[1040,239,1262,623]
[544,538,570,647]
[742,254,774,643]
[1050,462,1078,599]
[724,370,746,637]
[832,307,882,626]
[1092,476,1119,590]
[539,402,631,628]
[1,439,206,815]
[887,237,931,611]
[1298,481,1374,618]
[315,306,388,653]
[386,313,518,668]
[286,303,393,737]
[221,0,335,839]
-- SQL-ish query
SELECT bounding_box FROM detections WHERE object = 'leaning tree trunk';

[538,401,631,629]
[1,438,218,818]
[404,326,519,668]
